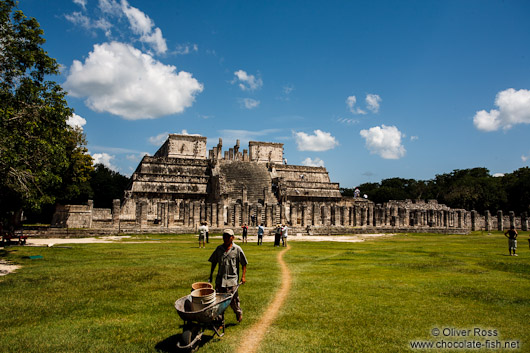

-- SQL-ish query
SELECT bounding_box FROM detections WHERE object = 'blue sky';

[19,0,530,188]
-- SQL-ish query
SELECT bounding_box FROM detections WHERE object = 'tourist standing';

[198,221,208,248]
[281,224,288,247]
[274,224,282,247]
[241,224,248,244]
[257,224,265,245]
[208,229,248,323]
[504,226,518,256]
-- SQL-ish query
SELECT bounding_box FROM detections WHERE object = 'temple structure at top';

[52,134,528,234]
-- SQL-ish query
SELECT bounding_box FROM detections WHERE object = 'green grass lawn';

[1,232,529,352]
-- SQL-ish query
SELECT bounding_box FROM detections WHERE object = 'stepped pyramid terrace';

[51,134,529,235]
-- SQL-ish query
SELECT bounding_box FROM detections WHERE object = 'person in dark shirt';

[504,225,518,256]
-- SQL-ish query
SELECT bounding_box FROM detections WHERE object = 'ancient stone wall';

[248,141,283,163]
[51,134,528,235]
[154,134,207,159]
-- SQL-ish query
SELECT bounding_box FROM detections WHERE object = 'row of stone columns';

[131,199,482,230]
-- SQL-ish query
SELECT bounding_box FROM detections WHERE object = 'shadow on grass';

[156,323,237,352]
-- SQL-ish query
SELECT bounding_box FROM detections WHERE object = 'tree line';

[0,1,128,227]
[341,167,530,215]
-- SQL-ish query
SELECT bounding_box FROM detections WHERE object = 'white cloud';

[178,129,201,136]
[301,157,325,167]
[346,95,366,115]
[98,0,121,15]
[360,125,406,159]
[522,155,529,162]
[140,27,167,55]
[233,70,263,91]
[365,94,382,113]
[473,88,530,131]
[283,85,294,95]
[64,12,112,36]
[277,84,294,101]
[148,132,169,146]
[346,94,382,114]
[64,42,203,120]
[240,98,260,109]
[294,130,339,152]
[66,0,167,54]
[92,152,117,170]
[410,135,419,141]
[66,113,87,129]
[73,0,87,9]
[218,128,281,146]
[121,0,167,54]
[175,43,198,55]
[126,152,148,162]
[493,173,505,177]
[337,117,359,125]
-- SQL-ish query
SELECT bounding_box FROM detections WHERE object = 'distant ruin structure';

[51,134,527,235]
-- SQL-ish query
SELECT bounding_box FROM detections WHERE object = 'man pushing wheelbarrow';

[209,229,248,323]
[175,229,247,351]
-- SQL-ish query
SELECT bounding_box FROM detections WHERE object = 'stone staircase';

[219,161,276,204]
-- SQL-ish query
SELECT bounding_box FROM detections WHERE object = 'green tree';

[0,0,93,227]
[502,167,530,214]
[431,168,505,213]
[90,164,130,209]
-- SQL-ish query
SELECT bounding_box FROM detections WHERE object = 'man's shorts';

[198,234,205,241]
[509,238,517,250]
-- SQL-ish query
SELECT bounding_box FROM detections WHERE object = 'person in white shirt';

[281,224,288,247]
[198,221,208,248]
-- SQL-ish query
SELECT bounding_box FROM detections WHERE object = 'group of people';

[198,222,288,248]
[274,224,288,247]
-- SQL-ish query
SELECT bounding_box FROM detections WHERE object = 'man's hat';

[223,229,234,236]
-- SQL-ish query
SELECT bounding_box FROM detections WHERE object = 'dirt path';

[237,245,291,353]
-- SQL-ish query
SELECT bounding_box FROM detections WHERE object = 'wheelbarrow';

[174,283,242,352]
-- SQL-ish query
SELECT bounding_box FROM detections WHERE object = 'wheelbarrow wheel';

[180,325,200,352]
[181,329,193,347]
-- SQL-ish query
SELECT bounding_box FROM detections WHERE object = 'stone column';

[322,205,330,226]
[385,206,391,226]
[200,203,206,223]
[471,210,477,231]
[256,205,263,226]
[330,205,340,226]
[509,211,515,229]
[242,203,249,226]
[218,203,224,227]
[312,203,320,226]
[372,203,385,227]
[193,202,201,229]
[484,210,490,231]
[522,212,528,231]
[456,211,464,228]
[280,204,286,225]
[227,206,233,227]
[301,205,307,226]
[138,200,148,228]
[360,207,366,227]
[168,202,176,228]
[183,201,190,227]
[291,205,298,226]
[234,204,242,227]
[497,210,503,231]
[242,187,248,204]
[112,199,120,228]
